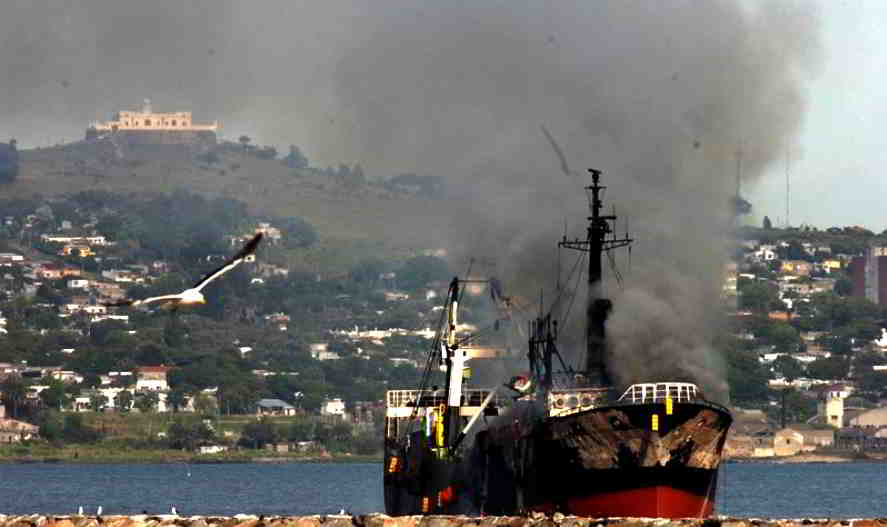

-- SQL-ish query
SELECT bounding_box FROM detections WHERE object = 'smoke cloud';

[0,1,821,400]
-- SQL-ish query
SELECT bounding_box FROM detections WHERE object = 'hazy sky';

[751,0,887,231]
[2,0,881,231]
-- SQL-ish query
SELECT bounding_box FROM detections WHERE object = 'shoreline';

[728,452,887,463]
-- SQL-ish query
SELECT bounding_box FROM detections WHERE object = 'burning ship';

[383,170,733,518]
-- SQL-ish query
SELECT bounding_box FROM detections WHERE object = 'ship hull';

[385,400,731,518]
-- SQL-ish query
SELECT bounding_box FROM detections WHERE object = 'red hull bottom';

[534,486,714,519]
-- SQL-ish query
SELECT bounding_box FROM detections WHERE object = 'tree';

[0,140,19,184]
[0,376,27,418]
[397,255,451,291]
[288,419,316,442]
[39,378,70,410]
[135,391,159,413]
[763,216,773,230]
[239,418,280,449]
[834,277,853,297]
[114,390,133,412]
[89,393,108,412]
[167,388,188,413]
[806,356,850,380]
[39,410,64,442]
[283,145,308,170]
[724,346,769,406]
[193,392,218,417]
[238,135,251,150]
[167,419,215,451]
[762,322,800,353]
[62,413,101,443]
[772,355,805,380]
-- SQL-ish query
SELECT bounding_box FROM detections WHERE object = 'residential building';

[0,253,24,265]
[818,387,849,428]
[67,279,89,289]
[60,245,93,258]
[780,260,813,276]
[849,407,887,428]
[0,419,39,443]
[851,246,887,305]
[320,398,347,419]
[310,343,341,361]
[256,398,297,416]
[101,269,144,283]
[136,366,171,391]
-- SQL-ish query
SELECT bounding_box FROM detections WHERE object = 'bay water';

[1,461,885,518]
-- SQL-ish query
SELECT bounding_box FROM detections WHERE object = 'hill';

[9,137,450,272]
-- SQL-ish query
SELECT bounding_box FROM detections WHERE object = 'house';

[256,398,297,416]
[781,260,813,276]
[255,222,283,243]
[753,246,777,262]
[255,262,289,278]
[41,234,108,246]
[136,366,171,391]
[64,303,106,315]
[849,407,887,428]
[50,370,84,384]
[101,269,144,283]
[91,281,126,301]
[37,265,63,280]
[67,279,89,289]
[60,245,94,258]
[309,343,341,361]
[0,253,24,266]
[384,291,410,301]
[198,445,229,455]
[320,398,347,419]
[0,419,39,443]
[773,428,804,456]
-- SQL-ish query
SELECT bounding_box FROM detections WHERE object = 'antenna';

[735,146,742,229]
[785,150,790,229]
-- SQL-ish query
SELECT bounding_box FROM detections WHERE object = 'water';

[1,461,886,518]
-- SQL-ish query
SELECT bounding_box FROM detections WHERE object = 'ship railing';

[617,382,700,404]
[386,389,499,409]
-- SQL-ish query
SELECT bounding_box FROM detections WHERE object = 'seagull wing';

[192,232,262,292]
[136,294,187,306]
[104,294,183,307]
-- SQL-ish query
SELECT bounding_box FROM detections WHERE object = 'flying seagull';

[107,233,262,308]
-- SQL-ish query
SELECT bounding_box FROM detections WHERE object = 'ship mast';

[559,169,632,386]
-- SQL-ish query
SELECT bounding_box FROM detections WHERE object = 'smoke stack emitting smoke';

[1,2,820,401]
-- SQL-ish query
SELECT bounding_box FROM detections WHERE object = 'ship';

[383,169,733,518]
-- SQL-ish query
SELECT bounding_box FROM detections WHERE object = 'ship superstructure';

[384,170,732,518]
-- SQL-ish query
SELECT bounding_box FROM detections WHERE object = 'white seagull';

[96,506,103,516]
[107,233,262,308]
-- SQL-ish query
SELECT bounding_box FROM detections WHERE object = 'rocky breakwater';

[0,515,885,527]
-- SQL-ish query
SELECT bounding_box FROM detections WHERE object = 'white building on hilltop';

[90,100,218,133]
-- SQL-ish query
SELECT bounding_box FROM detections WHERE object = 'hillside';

[10,138,450,272]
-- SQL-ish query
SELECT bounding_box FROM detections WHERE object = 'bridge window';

[144,119,151,126]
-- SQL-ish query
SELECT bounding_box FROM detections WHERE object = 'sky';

[0,1,878,231]
[750,0,887,231]
[0,0,849,389]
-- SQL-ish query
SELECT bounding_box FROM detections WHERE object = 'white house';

[67,279,90,289]
[136,366,170,391]
[320,398,347,419]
